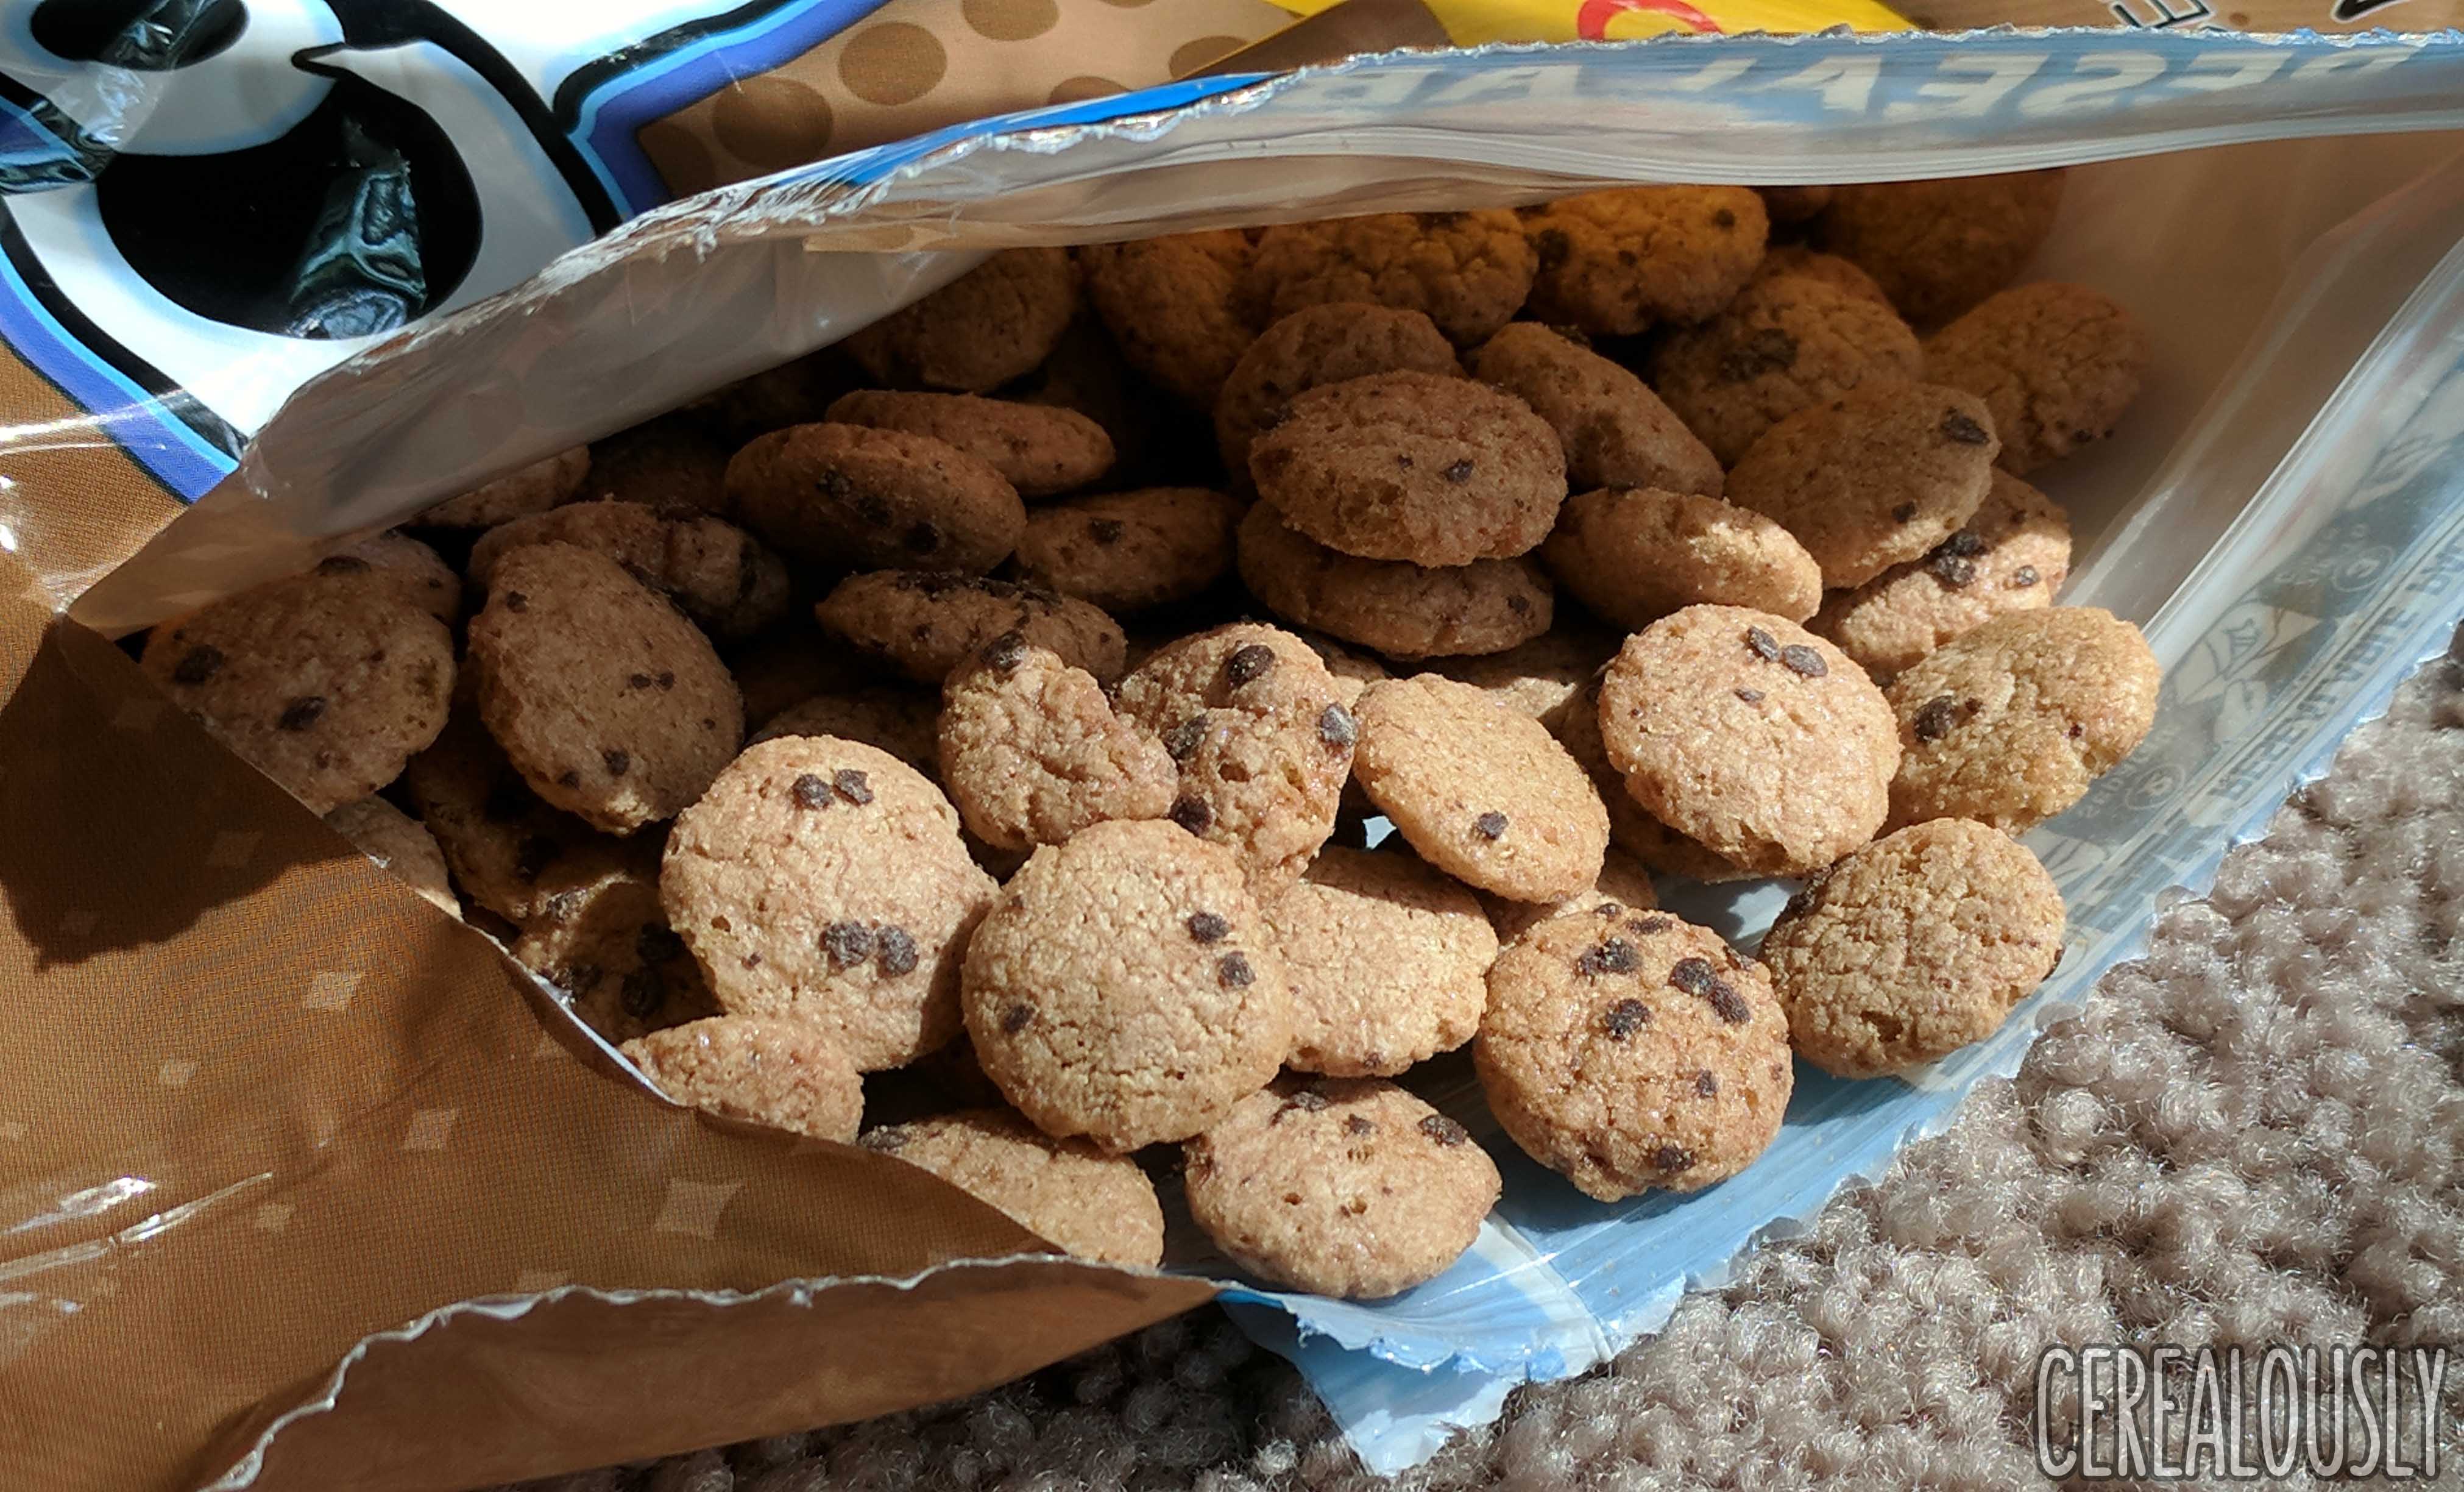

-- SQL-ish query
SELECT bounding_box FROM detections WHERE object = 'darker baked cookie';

[1757,185,1835,226]
[1649,274,1925,467]
[815,570,1127,684]
[315,531,462,625]
[1236,504,1552,659]
[1013,486,1242,614]
[1924,282,2148,474]
[1817,171,2066,327]
[142,572,453,814]
[726,422,1025,574]
[843,247,1079,392]
[467,500,791,640]
[417,447,590,528]
[1214,303,1463,478]
[938,635,1176,851]
[586,414,731,513]
[1244,211,1537,347]
[1539,486,1821,630]
[1468,322,1724,497]
[467,542,743,833]
[682,349,861,446]
[1077,230,1264,410]
[1747,245,1891,308]
[823,389,1114,499]
[1248,370,1566,566]
[514,856,720,1044]
[400,701,639,922]
[1522,187,1768,335]
[324,795,458,917]
[860,1108,1166,1266]
[1810,469,2072,680]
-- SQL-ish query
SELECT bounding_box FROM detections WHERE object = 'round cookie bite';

[664,736,997,1069]
[1236,505,1553,660]
[816,570,1127,685]
[1481,845,1659,944]
[860,1109,1166,1267]
[417,447,589,529]
[1478,908,1792,1199]
[1014,487,1241,614]
[325,796,458,917]
[1243,211,1537,347]
[725,422,1025,575]
[587,414,732,513]
[1262,846,1498,1076]
[1540,486,1822,630]
[1115,623,1354,890]
[1552,675,1757,885]
[1467,322,1724,497]
[467,500,791,640]
[1351,674,1609,903]
[1648,274,1925,467]
[961,819,1292,1150]
[823,389,1114,499]
[749,684,942,773]
[467,544,742,834]
[1428,621,1618,723]
[512,854,719,1043]
[1886,606,2159,833]
[1077,229,1263,410]
[1598,606,1899,878]
[620,1015,864,1144]
[1250,371,1565,566]
[1756,185,1835,226]
[1748,245,1891,308]
[938,633,1176,852]
[1723,379,1999,589]
[1214,303,1462,478]
[1810,469,2072,681]
[1184,1078,1499,1299]
[1924,281,2148,474]
[1522,187,1768,335]
[844,247,1078,392]
[1817,170,2066,327]
[401,704,638,923]
[1761,819,2064,1078]
[142,572,453,815]
[316,532,461,624]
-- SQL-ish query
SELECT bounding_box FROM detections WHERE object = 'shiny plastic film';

[6,10,2464,1492]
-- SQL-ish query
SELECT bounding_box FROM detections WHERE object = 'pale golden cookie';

[1818,171,2066,327]
[816,570,1127,685]
[861,1108,1166,1266]
[1540,486,1822,631]
[1468,322,1724,497]
[1810,469,2071,681]
[1523,187,1768,335]
[621,1015,863,1143]
[417,447,590,528]
[938,634,1175,852]
[1216,303,1463,479]
[1236,504,1553,660]
[1244,211,1537,347]
[1648,274,1924,467]
[324,796,458,917]
[1924,281,2148,474]
[1263,846,1496,1077]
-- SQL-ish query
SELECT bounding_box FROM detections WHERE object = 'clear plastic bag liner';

[45,28,2464,1476]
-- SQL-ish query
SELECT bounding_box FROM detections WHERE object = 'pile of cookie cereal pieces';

[138,173,2161,1300]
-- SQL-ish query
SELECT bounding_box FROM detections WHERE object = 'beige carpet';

[511,632,2464,1492]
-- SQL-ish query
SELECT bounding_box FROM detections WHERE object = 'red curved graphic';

[1577,0,1724,36]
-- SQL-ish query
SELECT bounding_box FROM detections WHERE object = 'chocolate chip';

[557,769,581,788]
[1779,644,1828,678]
[1671,956,1751,1023]
[1713,207,1736,229]
[277,696,326,731]
[791,773,832,808]
[1442,459,1475,484]
[626,672,654,690]
[1941,410,1991,445]
[315,555,370,575]
[1718,327,1799,383]
[1188,911,1230,943]
[1344,1115,1375,1135]
[876,925,918,976]
[1601,998,1651,1039]
[1890,502,1919,524]
[1735,687,1765,703]
[982,630,1028,673]
[1169,796,1214,834]
[636,924,685,964]
[1533,227,1571,270]
[503,591,528,612]
[540,891,582,923]
[1278,1087,1330,1118]
[1217,952,1255,989]
[1939,529,1989,558]
[2010,566,2041,589]
[553,962,601,995]
[621,967,665,1018]
[1225,644,1276,686]
[515,834,560,883]
[2067,721,2086,740]
[1694,1069,1719,1098]
[1745,627,1780,662]
[1166,714,1209,761]
[1472,811,1509,840]
[657,671,676,691]
[171,645,224,685]
[862,1126,909,1152]
[1576,937,1640,978]
[741,953,762,969]
[1088,519,1125,545]
[1653,1145,1697,1173]
[1928,552,1978,588]
[1000,1003,1034,1034]
[902,522,943,555]
[601,748,631,777]
[1420,1114,1471,1146]
[821,922,874,968]
[1630,915,1673,934]
[834,769,873,805]
[1912,694,1961,743]
[1317,703,1357,751]
[1395,453,1414,471]
[1507,593,1532,616]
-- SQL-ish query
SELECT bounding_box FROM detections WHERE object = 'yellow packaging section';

[1267,0,1906,41]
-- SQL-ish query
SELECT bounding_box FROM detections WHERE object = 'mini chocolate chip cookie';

[513,854,719,1043]
[939,636,1177,851]
[467,500,791,640]
[1648,274,1925,467]
[1817,171,2066,327]
[823,389,1115,498]
[324,795,458,917]
[1478,908,1791,1199]
[1244,211,1537,348]
[586,414,731,513]
[468,544,742,833]
[1747,245,1891,308]
[1924,281,2148,474]
[1522,187,1768,335]
[1886,606,2159,833]
[724,617,875,729]
[1539,486,1822,630]
[1756,185,1835,226]
[1235,504,1554,659]
[143,572,454,815]
[1115,623,1354,890]
[1428,620,1619,723]
[860,1108,1166,1266]
[962,819,1292,1149]
[1551,669,1757,884]
[1005,311,1162,477]
[621,1015,864,1143]
[1262,845,1498,1076]
[401,702,639,922]
[1810,469,2072,681]
[1013,487,1242,614]
[1481,844,1659,943]
[681,348,861,446]
[1077,229,1264,410]
[726,422,1025,574]
[417,447,590,528]
[1722,379,1999,589]
[815,570,1127,685]
[1761,818,2065,1077]
[664,736,997,1069]
[1250,371,1566,566]
[844,247,1079,392]
[1351,674,1609,903]
[317,532,461,624]
[1214,303,1464,478]
[1184,1077,1500,1299]
[1467,322,1724,497]
[749,684,943,775]
[1598,605,1899,877]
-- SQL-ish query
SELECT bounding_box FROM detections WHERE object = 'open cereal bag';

[8,11,2464,1491]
